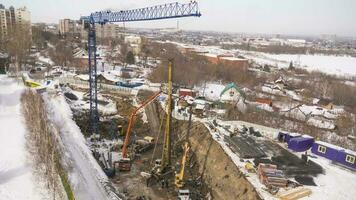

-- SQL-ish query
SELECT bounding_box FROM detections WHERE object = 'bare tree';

[6,24,32,78]
[49,41,73,67]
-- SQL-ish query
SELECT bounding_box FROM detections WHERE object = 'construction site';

[1,1,356,200]
[65,60,262,200]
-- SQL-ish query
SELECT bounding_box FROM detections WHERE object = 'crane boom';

[89,1,201,24]
[85,1,201,137]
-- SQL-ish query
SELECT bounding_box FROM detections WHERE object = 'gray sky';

[2,0,356,36]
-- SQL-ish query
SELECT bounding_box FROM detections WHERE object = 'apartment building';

[0,5,31,38]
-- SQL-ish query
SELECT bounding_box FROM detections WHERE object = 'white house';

[220,83,246,103]
[198,83,245,103]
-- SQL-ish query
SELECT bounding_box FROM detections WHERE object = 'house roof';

[98,73,120,83]
[318,98,333,106]
[220,83,246,99]
[0,52,8,58]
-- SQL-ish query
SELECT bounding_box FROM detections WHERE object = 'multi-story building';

[7,6,16,27]
[0,5,7,38]
[0,5,31,38]
[79,20,121,39]
[95,23,120,39]
[59,19,69,34]
[59,19,83,36]
[60,17,121,39]
[15,7,31,25]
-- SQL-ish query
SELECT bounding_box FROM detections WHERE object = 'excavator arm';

[122,91,162,158]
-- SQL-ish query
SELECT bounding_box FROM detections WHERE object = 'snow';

[0,75,51,200]
[195,83,225,101]
[201,118,356,200]
[37,54,54,65]
[265,54,356,77]
[298,105,338,119]
[261,84,302,101]
[44,93,122,200]
[75,74,90,81]
[165,40,356,77]
[304,153,356,200]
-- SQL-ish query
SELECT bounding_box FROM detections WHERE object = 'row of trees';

[147,41,264,87]
[48,40,74,67]
[0,24,32,75]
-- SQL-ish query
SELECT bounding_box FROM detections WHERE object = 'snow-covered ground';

[0,75,51,200]
[165,40,356,77]
[201,118,355,199]
[204,119,356,200]
[264,54,356,77]
[44,93,122,200]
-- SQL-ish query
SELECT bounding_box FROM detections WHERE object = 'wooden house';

[256,98,273,107]
[178,88,196,98]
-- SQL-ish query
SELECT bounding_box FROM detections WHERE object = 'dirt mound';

[188,123,262,200]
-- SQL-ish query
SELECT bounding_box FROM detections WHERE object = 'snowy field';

[262,53,356,77]
[165,40,356,77]
[0,75,50,200]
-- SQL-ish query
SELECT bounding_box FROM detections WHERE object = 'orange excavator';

[118,91,162,171]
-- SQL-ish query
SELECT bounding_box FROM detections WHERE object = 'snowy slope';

[44,93,122,200]
[0,75,51,200]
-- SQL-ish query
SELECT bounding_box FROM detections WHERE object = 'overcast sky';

[2,0,356,36]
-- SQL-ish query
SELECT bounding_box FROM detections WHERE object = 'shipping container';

[288,136,314,152]
[311,141,356,170]
[278,132,301,143]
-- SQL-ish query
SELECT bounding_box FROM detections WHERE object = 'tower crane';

[83,1,201,137]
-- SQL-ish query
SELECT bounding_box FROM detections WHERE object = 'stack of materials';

[258,163,288,188]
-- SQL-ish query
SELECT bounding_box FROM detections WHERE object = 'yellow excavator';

[175,104,193,188]
[175,142,190,188]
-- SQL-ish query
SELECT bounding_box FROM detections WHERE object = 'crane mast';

[88,24,99,136]
[84,1,201,137]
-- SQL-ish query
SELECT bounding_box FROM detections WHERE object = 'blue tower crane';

[84,2,201,136]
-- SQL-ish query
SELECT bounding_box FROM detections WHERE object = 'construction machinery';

[83,1,201,138]
[175,104,193,188]
[175,143,190,188]
[118,91,162,171]
[148,60,175,187]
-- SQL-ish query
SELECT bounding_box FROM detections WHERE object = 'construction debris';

[257,163,288,188]
[277,187,312,200]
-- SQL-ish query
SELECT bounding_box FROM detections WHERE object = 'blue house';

[288,136,314,152]
[311,141,356,170]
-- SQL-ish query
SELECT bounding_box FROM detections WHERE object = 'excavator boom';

[121,91,162,160]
